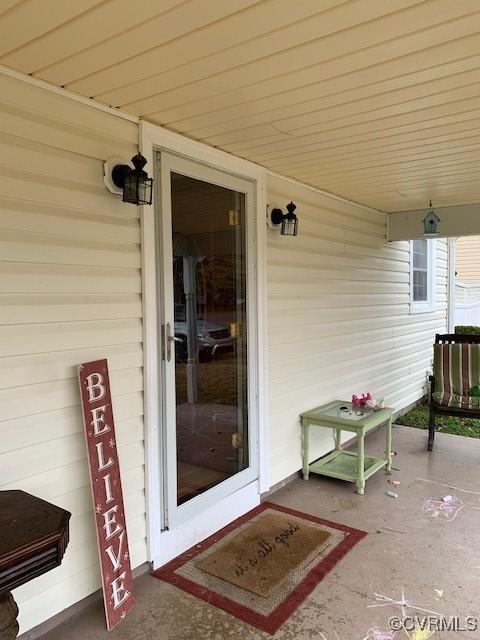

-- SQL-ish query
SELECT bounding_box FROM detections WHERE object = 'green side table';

[300,400,392,495]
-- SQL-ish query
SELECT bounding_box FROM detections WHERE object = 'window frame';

[410,238,436,314]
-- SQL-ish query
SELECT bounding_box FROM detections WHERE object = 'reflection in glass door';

[169,172,249,506]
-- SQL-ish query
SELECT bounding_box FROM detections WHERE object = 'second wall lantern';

[267,201,299,236]
[104,153,153,205]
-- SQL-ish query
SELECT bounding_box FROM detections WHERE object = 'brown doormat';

[153,502,367,634]
[196,511,331,597]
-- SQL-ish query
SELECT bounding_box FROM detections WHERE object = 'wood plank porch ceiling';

[2,0,480,212]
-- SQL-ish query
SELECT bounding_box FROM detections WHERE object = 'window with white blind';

[410,239,435,313]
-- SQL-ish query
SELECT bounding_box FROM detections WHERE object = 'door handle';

[165,322,181,361]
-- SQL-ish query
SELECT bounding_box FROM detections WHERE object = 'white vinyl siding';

[266,173,448,486]
[0,73,146,634]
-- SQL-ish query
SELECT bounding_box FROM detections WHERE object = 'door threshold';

[152,481,259,570]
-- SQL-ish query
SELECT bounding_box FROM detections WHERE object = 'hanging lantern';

[423,200,440,237]
[282,201,299,236]
[105,153,153,205]
[268,201,299,236]
[122,153,153,205]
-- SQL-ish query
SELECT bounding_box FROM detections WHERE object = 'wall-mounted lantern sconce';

[267,201,299,236]
[423,200,440,237]
[104,153,153,205]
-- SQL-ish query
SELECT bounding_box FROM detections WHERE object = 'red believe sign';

[78,359,135,631]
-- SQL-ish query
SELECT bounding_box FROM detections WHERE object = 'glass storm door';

[157,153,257,528]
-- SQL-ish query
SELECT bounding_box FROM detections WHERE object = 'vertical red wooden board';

[78,359,135,631]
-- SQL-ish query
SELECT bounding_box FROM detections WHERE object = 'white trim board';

[388,203,480,241]
[0,64,139,124]
[447,238,456,333]
[140,120,268,568]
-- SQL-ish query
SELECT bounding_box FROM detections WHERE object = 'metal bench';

[428,333,480,450]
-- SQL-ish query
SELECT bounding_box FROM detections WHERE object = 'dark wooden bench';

[428,333,480,450]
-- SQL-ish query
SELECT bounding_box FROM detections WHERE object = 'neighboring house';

[0,71,449,636]
[456,236,480,284]
[455,236,480,327]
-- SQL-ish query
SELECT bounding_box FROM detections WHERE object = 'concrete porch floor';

[38,425,480,640]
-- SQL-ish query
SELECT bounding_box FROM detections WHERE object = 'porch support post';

[447,238,456,333]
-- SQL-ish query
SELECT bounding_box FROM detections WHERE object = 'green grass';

[396,402,480,438]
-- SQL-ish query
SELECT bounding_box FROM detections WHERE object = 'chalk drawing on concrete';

[415,477,480,495]
[364,627,396,639]
[367,587,441,618]
[422,496,465,521]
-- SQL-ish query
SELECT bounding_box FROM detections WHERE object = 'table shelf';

[309,450,389,482]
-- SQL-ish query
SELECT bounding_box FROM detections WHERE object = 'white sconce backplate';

[266,204,282,230]
[103,156,131,195]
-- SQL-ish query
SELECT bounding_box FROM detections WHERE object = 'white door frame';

[140,121,268,568]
